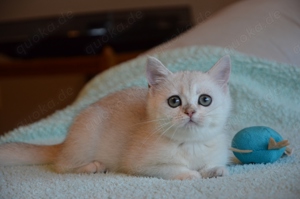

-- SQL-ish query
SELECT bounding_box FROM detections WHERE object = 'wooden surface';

[0,47,142,77]
[0,47,142,134]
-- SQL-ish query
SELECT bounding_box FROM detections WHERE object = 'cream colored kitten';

[0,56,231,180]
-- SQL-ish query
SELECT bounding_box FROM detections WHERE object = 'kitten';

[0,56,231,180]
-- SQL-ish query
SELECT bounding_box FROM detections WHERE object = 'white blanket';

[1,46,300,199]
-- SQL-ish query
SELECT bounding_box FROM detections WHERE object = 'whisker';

[153,122,178,144]
[131,118,170,127]
[139,115,183,146]
[170,126,180,141]
[141,121,172,145]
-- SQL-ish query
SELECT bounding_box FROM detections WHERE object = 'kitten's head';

[146,56,231,142]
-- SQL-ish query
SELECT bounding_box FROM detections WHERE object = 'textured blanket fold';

[1,46,299,199]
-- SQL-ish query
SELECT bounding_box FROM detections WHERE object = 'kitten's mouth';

[184,119,198,127]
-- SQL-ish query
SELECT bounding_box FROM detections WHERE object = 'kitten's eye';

[198,94,212,107]
[167,95,181,108]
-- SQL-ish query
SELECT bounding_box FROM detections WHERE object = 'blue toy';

[230,126,293,164]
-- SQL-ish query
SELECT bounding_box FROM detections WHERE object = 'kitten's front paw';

[75,161,107,174]
[173,170,201,180]
[93,161,107,173]
[201,166,228,179]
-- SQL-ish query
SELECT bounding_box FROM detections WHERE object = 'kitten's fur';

[0,56,231,180]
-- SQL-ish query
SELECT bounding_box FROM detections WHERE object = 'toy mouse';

[230,126,293,164]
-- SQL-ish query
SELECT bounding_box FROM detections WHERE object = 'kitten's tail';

[0,142,62,166]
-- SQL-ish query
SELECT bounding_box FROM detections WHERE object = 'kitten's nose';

[184,109,196,117]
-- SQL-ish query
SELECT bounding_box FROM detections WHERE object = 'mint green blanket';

[1,46,299,199]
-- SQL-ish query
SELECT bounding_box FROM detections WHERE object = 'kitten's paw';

[93,161,107,173]
[76,161,107,174]
[173,170,201,180]
[201,166,228,179]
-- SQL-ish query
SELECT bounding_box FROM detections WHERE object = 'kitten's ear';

[146,56,172,86]
[207,55,231,90]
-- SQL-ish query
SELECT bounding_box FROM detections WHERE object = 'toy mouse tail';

[284,147,293,156]
[229,147,252,153]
